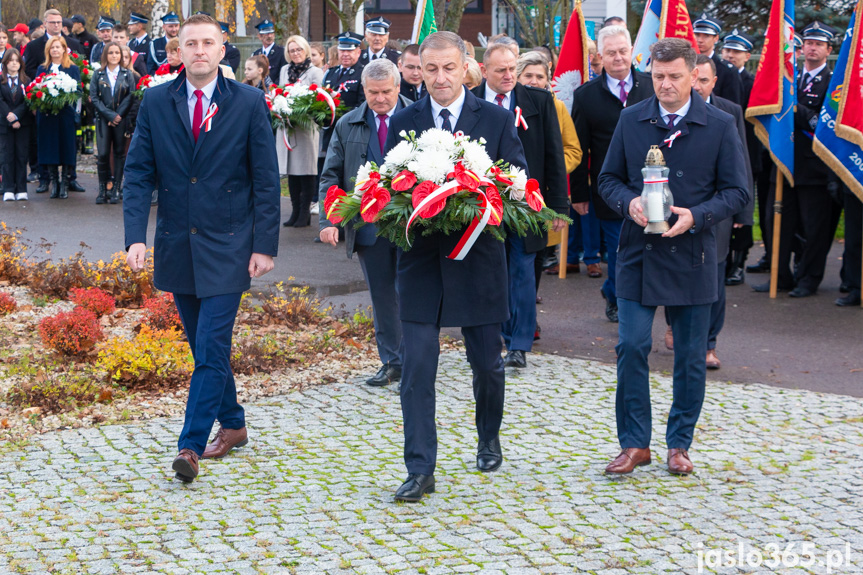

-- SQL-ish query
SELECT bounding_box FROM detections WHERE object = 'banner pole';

[558,224,569,279]
[769,175,783,298]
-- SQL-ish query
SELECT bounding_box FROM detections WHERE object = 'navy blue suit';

[124,70,280,456]
[598,92,749,451]
[384,87,527,475]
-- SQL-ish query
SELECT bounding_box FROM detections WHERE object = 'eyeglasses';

[288,48,305,54]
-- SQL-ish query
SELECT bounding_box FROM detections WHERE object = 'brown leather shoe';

[706,349,721,370]
[664,326,674,350]
[667,448,694,475]
[172,449,199,482]
[202,426,248,459]
[604,447,651,474]
[587,263,603,278]
[544,263,580,275]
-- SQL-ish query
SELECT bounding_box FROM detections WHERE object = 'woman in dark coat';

[90,41,135,204]
[36,36,80,199]
[0,49,32,201]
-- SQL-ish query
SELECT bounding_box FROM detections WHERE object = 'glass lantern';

[640,145,674,234]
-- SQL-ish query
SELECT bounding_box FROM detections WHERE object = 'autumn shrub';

[142,293,183,331]
[5,370,102,412]
[96,325,193,389]
[27,250,92,300]
[254,282,324,328]
[0,222,31,285]
[69,287,116,317]
[38,307,104,356]
[85,251,155,307]
[231,331,298,375]
[0,292,16,315]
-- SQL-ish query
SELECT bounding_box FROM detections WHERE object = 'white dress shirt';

[186,77,218,128]
[429,86,467,131]
[374,105,398,132]
[606,71,633,99]
[106,65,119,92]
[659,97,692,127]
[484,85,511,109]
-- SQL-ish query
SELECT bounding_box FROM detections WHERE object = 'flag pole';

[558,225,569,279]
[769,175,783,298]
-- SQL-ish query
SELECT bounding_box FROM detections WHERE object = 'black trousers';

[843,189,862,292]
[95,118,127,184]
[400,321,504,475]
[757,156,773,260]
[2,125,31,195]
[772,184,835,291]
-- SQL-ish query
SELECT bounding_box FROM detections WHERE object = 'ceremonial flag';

[813,5,863,200]
[746,0,796,186]
[411,0,437,45]
[551,0,589,114]
[633,0,663,71]
[632,0,698,72]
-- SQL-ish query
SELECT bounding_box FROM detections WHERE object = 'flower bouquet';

[25,72,82,115]
[267,83,345,132]
[133,72,179,99]
[69,52,93,97]
[325,129,566,259]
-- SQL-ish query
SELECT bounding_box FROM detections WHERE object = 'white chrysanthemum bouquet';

[266,83,346,132]
[133,72,179,99]
[324,129,564,258]
[25,72,81,115]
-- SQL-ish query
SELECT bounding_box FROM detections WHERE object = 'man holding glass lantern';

[597,39,749,477]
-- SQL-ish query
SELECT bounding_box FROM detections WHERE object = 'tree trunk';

[326,0,363,33]
[151,0,170,37]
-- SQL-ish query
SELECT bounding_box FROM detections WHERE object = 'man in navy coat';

[123,14,280,483]
[384,32,527,502]
[598,39,749,476]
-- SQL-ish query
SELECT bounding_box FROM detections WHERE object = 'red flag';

[551,0,589,114]
[659,0,699,52]
[836,6,863,149]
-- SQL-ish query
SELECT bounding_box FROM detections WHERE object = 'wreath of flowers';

[25,72,82,115]
[68,52,93,98]
[325,129,566,255]
[133,72,179,100]
[266,83,345,132]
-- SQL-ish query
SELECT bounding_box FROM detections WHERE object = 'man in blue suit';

[123,13,280,483]
[319,58,413,387]
[384,32,527,502]
[598,39,749,476]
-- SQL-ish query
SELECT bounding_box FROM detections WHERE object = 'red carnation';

[357,171,381,192]
[308,83,318,91]
[316,92,326,102]
[390,170,417,192]
[323,185,348,224]
[484,188,504,226]
[360,185,391,223]
[37,92,44,99]
[274,88,283,96]
[72,52,80,58]
[411,180,446,219]
[524,179,546,212]
[83,60,89,66]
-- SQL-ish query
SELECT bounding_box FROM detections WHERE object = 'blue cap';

[218,21,230,33]
[96,17,115,31]
[693,14,723,36]
[161,12,180,24]
[128,12,149,25]
[723,29,754,52]
[802,21,836,43]
[365,16,391,35]
[255,19,275,33]
[337,31,363,50]
[794,33,803,49]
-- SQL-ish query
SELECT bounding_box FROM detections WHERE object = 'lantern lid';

[645,145,666,166]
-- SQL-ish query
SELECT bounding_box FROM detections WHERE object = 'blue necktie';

[439,109,453,133]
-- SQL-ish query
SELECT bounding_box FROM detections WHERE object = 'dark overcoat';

[384,87,527,327]
[598,91,750,306]
[35,64,80,166]
[123,70,281,298]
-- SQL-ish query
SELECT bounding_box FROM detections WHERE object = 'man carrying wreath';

[384,31,527,502]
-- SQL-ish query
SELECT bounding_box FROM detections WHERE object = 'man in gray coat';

[319,59,411,387]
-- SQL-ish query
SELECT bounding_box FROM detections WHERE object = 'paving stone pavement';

[1,352,862,575]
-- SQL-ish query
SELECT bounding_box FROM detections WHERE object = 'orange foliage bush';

[142,293,183,332]
[38,307,104,356]
[0,292,16,315]
[69,287,116,317]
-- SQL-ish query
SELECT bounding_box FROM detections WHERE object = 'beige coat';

[276,65,323,176]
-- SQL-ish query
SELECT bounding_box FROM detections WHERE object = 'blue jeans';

[583,211,622,303]
[567,205,583,264]
[174,292,244,456]
[615,298,711,450]
[502,233,537,352]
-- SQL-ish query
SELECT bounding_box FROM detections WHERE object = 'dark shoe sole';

[366,378,391,387]
[202,438,248,460]
[605,458,651,475]
[668,467,693,476]
[394,485,435,502]
[477,459,503,472]
[172,458,198,481]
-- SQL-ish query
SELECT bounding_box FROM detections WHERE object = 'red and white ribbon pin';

[514,106,528,130]
[663,129,682,148]
[199,103,218,133]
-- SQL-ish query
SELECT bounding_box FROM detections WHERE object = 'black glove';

[826,181,842,205]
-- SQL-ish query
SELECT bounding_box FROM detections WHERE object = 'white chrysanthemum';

[408,148,452,184]
[460,140,493,175]
[507,167,528,201]
[353,162,373,195]
[150,73,178,87]
[271,95,290,115]
[417,128,456,154]
[382,140,416,172]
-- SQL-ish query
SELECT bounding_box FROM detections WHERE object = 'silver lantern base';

[644,221,670,234]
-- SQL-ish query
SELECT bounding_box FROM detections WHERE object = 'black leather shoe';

[394,474,435,502]
[503,350,526,368]
[788,286,815,298]
[600,289,618,323]
[725,267,745,286]
[35,179,49,193]
[836,290,861,306]
[746,258,770,273]
[27,173,39,184]
[66,179,86,192]
[753,281,792,293]
[477,436,503,472]
[366,363,402,386]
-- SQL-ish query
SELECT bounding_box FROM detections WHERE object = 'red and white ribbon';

[663,129,682,148]
[643,178,669,184]
[316,87,337,127]
[199,103,218,133]
[405,180,461,247]
[282,129,293,151]
[514,106,528,130]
